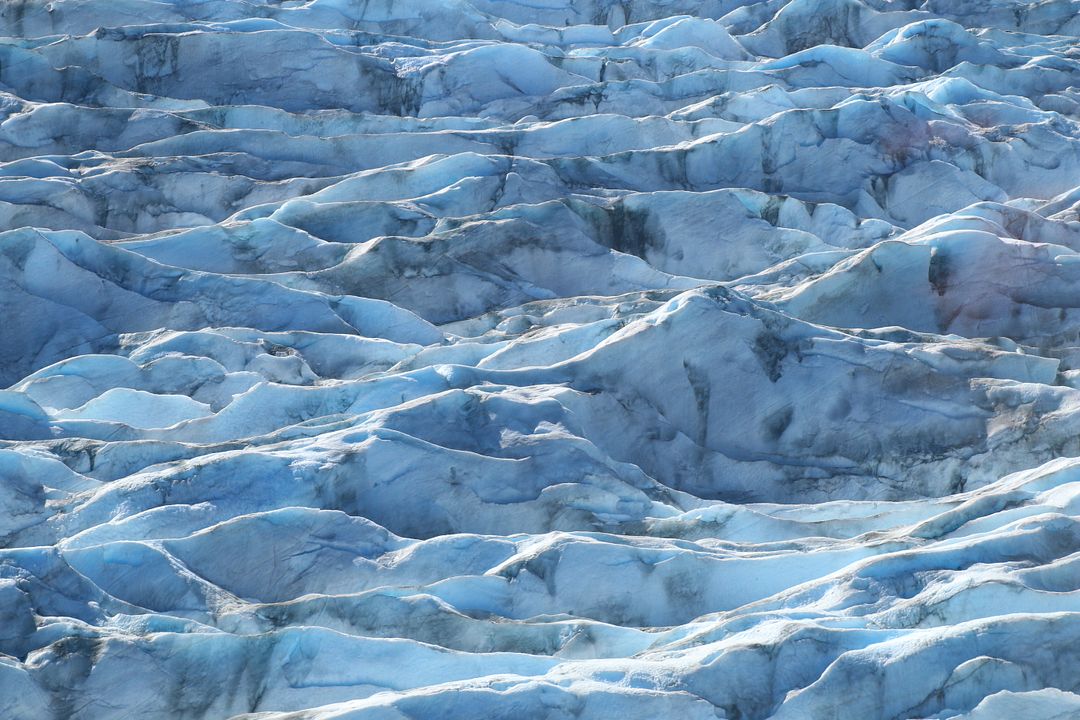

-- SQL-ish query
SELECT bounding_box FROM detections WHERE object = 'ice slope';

[2,0,1080,718]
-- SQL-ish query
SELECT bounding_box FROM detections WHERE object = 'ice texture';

[2,0,1080,718]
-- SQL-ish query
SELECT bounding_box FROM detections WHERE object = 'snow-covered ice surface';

[2,0,1080,717]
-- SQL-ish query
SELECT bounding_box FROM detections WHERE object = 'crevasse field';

[2,0,1080,717]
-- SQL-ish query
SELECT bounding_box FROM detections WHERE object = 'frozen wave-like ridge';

[2,0,1080,717]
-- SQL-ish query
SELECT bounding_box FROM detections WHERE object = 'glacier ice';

[2,0,1080,718]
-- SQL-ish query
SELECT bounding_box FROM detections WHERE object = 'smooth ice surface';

[2,0,1080,718]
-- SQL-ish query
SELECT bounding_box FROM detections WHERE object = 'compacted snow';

[2,0,1080,717]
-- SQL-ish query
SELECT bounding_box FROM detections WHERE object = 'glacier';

[2,0,1080,717]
